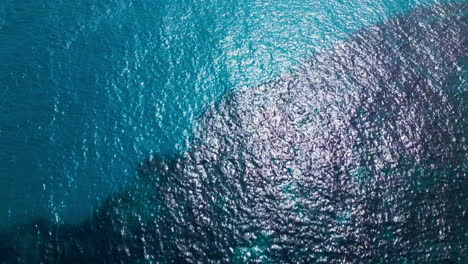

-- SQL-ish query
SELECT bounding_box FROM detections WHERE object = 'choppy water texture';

[1,1,468,264]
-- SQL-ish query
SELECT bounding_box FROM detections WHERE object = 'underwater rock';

[1,2,467,263]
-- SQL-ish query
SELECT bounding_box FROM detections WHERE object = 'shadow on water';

[1,2,467,263]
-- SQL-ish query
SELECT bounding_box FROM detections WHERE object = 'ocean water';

[0,0,457,227]
[0,0,467,263]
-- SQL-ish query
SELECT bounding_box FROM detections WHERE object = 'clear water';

[0,0,467,263]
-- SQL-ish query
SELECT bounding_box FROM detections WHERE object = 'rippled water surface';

[0,0,467,263]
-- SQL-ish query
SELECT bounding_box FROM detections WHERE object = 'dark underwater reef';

[1,2,467,263]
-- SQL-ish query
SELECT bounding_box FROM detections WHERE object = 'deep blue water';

[0,0,467,263]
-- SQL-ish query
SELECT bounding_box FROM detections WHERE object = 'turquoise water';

[1,1,467,263]
[0,0,457,227]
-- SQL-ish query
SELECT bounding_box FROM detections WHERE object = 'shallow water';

[0,0,467,263]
